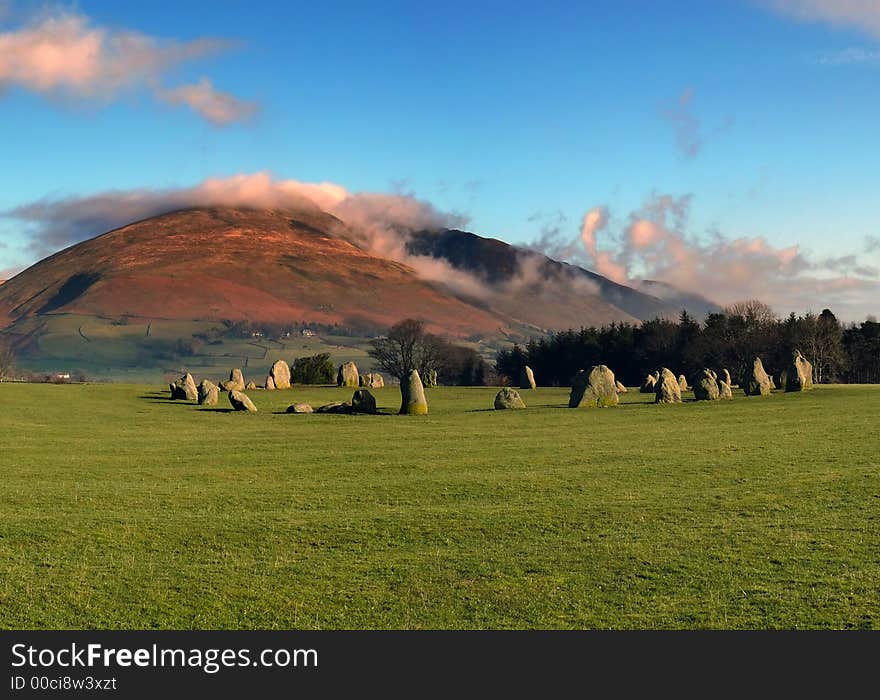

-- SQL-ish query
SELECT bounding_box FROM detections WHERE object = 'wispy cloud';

[660,88,702,159]
[1,173,494,300]
[817,47,880,65]
[156,78,258,126]
[765,1,880,40]
[0,8,254,125]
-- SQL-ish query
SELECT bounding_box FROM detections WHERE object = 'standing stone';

[351,389,378,414]
[569,365,619,408]
[337,362,359,387]
[369,373,384,388]
[423,369,438,388]
[197,379,219,406]
[520,366,537,390]
[720,368,732,387]
[678,374,688,391]
[270,360,291,390]
[785,350,814,392]
[654,368,682,404]
[615,380,628,393]
[359,374,369,387]
[286,403,314,414]
[399,369,428,415]
[719,380,733,400]
[691,369,720,401]
[220,368,245,392]
[228,390,257,412]
[494,387,526,409]
[640,372,658,393]
[245,381,257,391]
[170,372,198,401]
[265,375,276,391]
[742,357,772,396]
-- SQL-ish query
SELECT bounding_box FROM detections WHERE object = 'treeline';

[496,302,880,386]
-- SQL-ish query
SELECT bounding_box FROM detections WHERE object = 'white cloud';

[766,0,880,39]
[532,192,880,320]
[156,78,258,126]
[0,8,253,125]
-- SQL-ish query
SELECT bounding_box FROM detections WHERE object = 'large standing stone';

[742,357,772,396]
[228,390,257,412]
[654,368,682,404]
[691,369,720,401]
[265,375,276,390]
[520,366,537,390]
[170,373,198,401]
[494,387,526,409]
[220,368,245,392]
[270,360,291,390]
[351,389,378,414]
[337,362,359,387]
[569,365,619,408]
[197,379,219,406]
[286,403,314,414]
[678,374,688,391]
[615,380,628,393]
[640,372,658,393]
[719,380,733,400]
[785,350,814,392]
[399,369,428,415]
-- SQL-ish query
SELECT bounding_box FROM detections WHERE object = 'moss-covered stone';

[494,387,526,409]
[399,370,428,415]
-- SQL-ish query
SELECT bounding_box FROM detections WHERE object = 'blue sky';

[1,0,879,318]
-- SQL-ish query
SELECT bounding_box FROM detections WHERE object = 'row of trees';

[496,302,878,386]
[368,319,489,385]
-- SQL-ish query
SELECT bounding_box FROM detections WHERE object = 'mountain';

[405,229,712,325]
[0,206,718,368]
[0,207,514,337]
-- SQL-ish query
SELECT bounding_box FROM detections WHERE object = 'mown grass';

[0,382,878,629]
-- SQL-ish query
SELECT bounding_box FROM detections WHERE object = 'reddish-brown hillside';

[0,207,512,337]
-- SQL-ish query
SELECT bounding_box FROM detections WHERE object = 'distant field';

[1,383,878,629]
[6,313,377,382]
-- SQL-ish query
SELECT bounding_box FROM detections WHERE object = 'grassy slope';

[9,314,373,382]
[0,383,878,629]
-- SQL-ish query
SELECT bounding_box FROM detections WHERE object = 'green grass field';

[1,382,878,629]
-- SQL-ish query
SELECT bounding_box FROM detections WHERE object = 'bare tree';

[368,319,446,380]
[723,299,777,326]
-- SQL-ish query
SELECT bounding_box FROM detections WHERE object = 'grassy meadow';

[0,381,878,629]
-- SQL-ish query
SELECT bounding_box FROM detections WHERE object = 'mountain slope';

[405,229,718,324]
[0,207,512,337]
[0,207,718,361]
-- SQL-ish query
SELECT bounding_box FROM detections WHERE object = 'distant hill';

[0,206,718,372]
